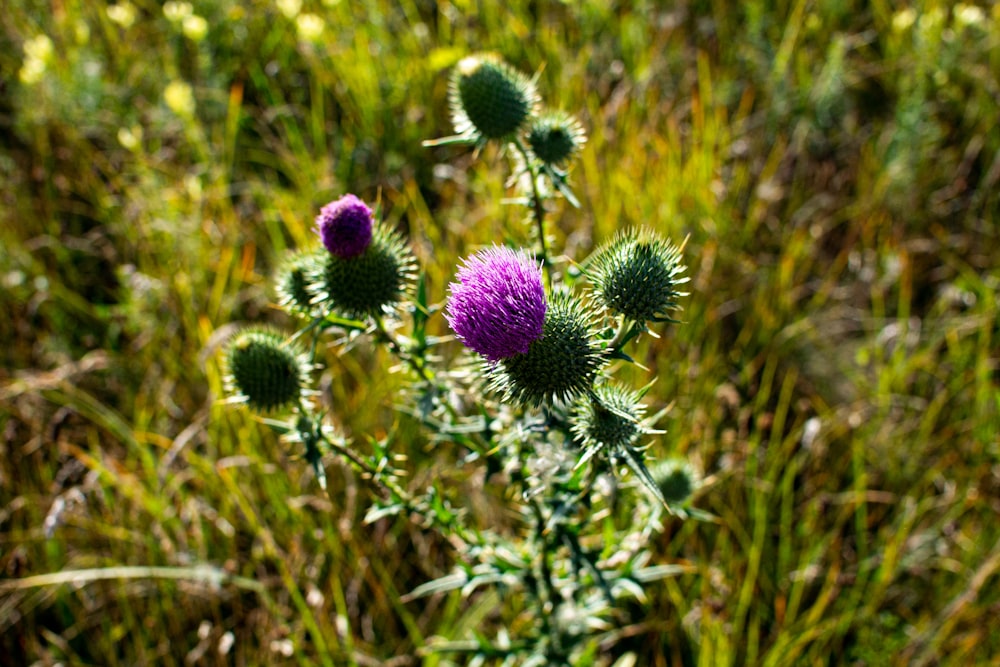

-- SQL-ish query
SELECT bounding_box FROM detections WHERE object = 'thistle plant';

[221,53,699,665]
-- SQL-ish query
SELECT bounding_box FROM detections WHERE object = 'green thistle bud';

[489,289,605,406]
[527,110,586,167]
[449,53,539,142]
[312,222,417,320]
[650,458,700,505]
[225,328,309,412]
[589,229,687,323]
[568,383,675,507]
[570,383,647,454]
[275,249,324,316]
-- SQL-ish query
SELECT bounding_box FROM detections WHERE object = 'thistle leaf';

[616,444,672,512]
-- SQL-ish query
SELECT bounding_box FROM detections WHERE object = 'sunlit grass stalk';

[215,466,337,665]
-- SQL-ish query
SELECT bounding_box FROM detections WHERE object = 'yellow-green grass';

[2,0,998,664]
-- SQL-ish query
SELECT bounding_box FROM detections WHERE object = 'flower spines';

[569,383,680,509]
[225,328,308,412]
[275,250,324,316]
[490,289,605,407]
[527,111,586,167]
[570,383,647,456]
[590,230,687,323]
[445,246,547,362]
[449,54,539,142]
[313,222,417,320]
[650,458,700,505]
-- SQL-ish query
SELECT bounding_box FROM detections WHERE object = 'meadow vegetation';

[1,0,999,665]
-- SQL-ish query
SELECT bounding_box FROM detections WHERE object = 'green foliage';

[2,0,998,665]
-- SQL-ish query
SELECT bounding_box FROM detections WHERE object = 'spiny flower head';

[312,222,417,320]
[527,110,586,167]
[570,383,648,454]
[589,229,687,323]
[650,458,700,506]
[489,288,605,406]
[449,53,539,143]
[445,246,546,362]
[225,327,309,412]
[275,249,324,316]
[315,194,373,259]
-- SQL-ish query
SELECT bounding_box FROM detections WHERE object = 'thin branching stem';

[371,314,501,461]
[371,314,433,384]
[607,316,644,353]
[512,137,552,286]
[304,408,475,544]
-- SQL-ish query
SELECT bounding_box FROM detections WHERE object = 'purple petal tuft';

[316,194,374,259]
[445,247,547,362]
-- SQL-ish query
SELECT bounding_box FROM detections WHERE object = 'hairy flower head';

[316,194,374,259]
[446,246,546,362]
[651,458,700,505]
[275,249,324,316]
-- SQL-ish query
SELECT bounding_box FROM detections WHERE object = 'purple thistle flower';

[446,246,547,362]
[316,194,374,259]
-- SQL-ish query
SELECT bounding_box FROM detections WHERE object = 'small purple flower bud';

[316,194,374,259]
[446,246,547,362]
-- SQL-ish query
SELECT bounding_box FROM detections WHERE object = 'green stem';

[528,497,557,639]
[607,317,641,353]
[512,137,552,286]
[372,315,498,461]
[300,317,487,543]
[372,315,433,385]
[294,399,409,506]
[308,415,474,544]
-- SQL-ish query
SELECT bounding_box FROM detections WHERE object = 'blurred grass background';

[1,0,999,665]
